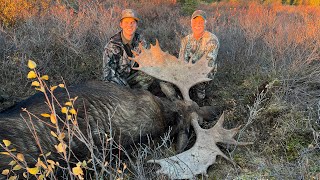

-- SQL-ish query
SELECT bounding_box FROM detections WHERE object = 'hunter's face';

[120,18,137,38]
[191,16,206,39]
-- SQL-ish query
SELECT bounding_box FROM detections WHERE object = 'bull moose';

[0,41,250,179]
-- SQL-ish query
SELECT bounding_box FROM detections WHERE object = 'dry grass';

[0,0,320,179]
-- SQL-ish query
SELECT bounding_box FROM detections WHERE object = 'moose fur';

[0,81,193,176]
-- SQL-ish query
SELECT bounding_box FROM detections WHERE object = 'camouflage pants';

[127,71,155,90]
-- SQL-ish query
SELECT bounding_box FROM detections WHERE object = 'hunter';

[102,9,153,89]
[179,10,220,100]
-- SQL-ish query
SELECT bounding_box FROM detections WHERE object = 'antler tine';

[139,42,145,53]
[155,39,160,48]
[215,111,225,127]
[130,43,146,64]
[148,112,252,179]
[131,50,139,57]
[209,113,253,146]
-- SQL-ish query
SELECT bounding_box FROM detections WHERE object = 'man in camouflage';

[175,10,220,153]
[102,9,153,89]
[179,10,220,100]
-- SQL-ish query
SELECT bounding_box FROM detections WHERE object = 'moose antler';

[131,40,252,179]
[130,40,213,102]
[147,112,252,179]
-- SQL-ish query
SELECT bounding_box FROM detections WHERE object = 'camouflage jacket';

[179,31,219,78]
[102,31,146,86]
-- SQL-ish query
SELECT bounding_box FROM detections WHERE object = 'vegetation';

[0,0,319,179]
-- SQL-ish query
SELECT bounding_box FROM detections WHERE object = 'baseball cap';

[121,9,139,21]
[191,10,207,20]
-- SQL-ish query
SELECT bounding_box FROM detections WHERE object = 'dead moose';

[0,41,251,179]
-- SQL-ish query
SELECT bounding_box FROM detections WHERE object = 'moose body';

[0,81,181,174]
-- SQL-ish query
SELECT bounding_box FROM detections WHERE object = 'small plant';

[179,0,199,15]
[0,60,89,179]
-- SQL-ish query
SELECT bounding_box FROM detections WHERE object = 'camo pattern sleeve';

[102,36,128,86]
[179,31,220,79]
[102,32,146,86]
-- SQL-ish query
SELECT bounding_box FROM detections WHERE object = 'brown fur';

[0,81,182,176]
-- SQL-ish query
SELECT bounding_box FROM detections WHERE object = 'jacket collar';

[110,31,140,47]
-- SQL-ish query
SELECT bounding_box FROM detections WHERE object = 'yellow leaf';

[70,96,78,101]
[3,140,11,147]
[67,115,72,120]
[8,176,17,180]
[61,107,67,114]
[8,160,16,166]
[41,113,50,118]
[104,161,109,167]
[27,167,39,175]
[50,114,57,124]
[31,81,40,87]
[47,160,56,168]
[0,152,10,155]
[41,75,49,80]
[23,172,28,178]
[50,131,57,138]
[45,152,51,157]
[1,169,9,175]
[46,165,53,174]
[87,159,92,164]
[27,71,37,79]
[69,108,76,115]
[58,84,65,88]
[72,166,83,176]
[17,153,25,162]
[72,120,78,126]
[82,160,87,167]
[36,158,47,169]
[117,169,122,173]
[38,174,45,180]
[76,162,82,167]
[35,87,45,93]
[55,143,66,153]
[50,86,57,91]
[10,148,16,152]
[47,159,55,164]
[123,163,127,170]
[58,133,65,141]
[12,164,22,171]
[27,60,37,69]
[65,102,72,106]
[45,169,51,177]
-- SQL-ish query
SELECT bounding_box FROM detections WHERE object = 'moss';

[285,134,310,161]
[264,103,288,118]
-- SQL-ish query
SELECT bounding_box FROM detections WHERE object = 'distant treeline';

[1,0,319,26]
